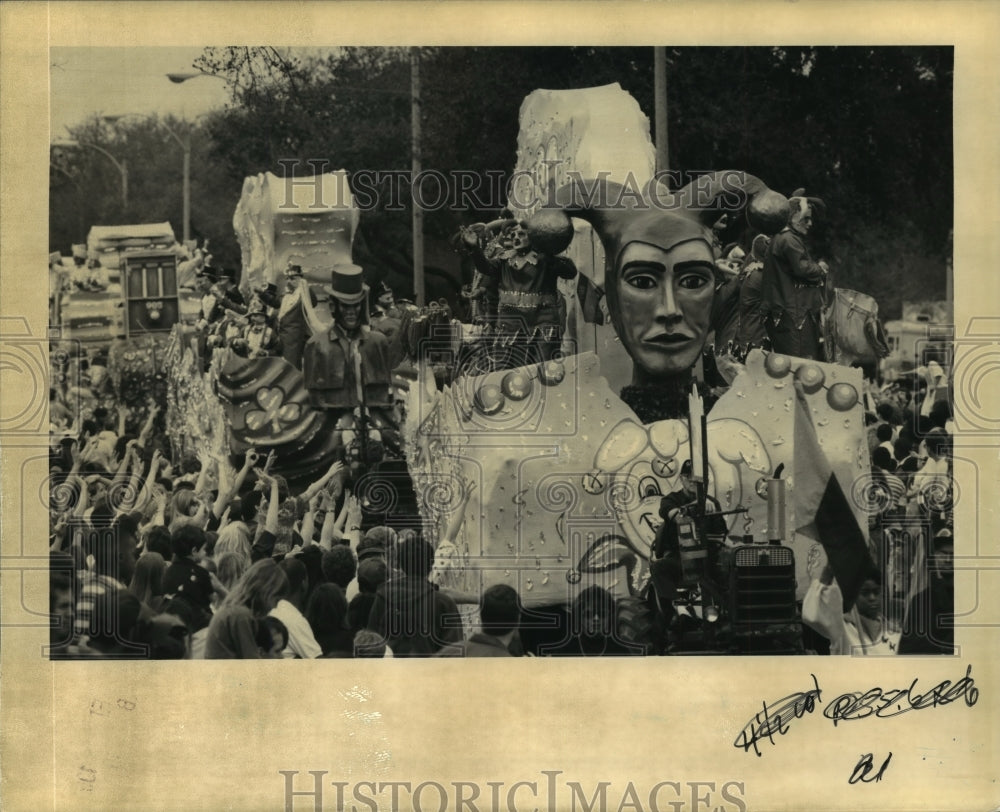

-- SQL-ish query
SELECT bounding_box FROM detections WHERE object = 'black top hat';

[247,298,268,317]
[327,264,368,305]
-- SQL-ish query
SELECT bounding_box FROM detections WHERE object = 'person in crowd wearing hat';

[554,171,789,422]
[760,192,829,361]
[358,525,396,565]
[899,528,954,654]
[276,263,317,369]
[461,216,577,367]
[302,264,402,415]
[435,584,524,657]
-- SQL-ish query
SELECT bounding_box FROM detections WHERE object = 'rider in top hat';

[276,263,316,369]
[302,264,401,412]
[369,280,403,342]
[196,266,247,326]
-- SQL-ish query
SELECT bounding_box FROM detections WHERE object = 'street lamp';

[166,71,217,84]
[103,112,195,243]
[161,122,192,245]
[164,71,226,244]
[411,48,424,307]
[50,139,128,207]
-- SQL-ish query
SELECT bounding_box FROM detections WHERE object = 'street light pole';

[411,48,425,308]
[51,139,129,207]
[164,71,226,243]
[158,123,193,244]
[654,47,669,178]
[182,136,191,244]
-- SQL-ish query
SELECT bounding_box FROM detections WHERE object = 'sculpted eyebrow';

[673,260,716,274]
[620,260,714,275]
[620,261,666,274]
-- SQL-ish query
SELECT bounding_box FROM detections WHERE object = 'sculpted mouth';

[646,333,693,346]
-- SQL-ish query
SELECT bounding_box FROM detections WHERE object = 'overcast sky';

[49,47,233,137]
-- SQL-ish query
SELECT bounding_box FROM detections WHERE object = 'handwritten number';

[849,752,892,784]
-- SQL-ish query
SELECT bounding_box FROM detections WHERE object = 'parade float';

[404,347,869,652]
[158,83,878,654]
[53,222,202,433]
[400,85,875,654]
[163,171,361,484]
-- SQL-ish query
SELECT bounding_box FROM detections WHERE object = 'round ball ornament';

[501,370,533,401]
[826,382,859,412]
[473,383,505,416]
[795,362,826,394]
[764,353,792,378]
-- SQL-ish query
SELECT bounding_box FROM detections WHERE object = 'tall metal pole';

[182,134,191,244]
[654,47,669,178]
[121,157,129,209]
[55,141,129,207]
[411,48,425,307]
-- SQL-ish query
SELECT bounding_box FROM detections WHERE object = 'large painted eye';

[677,272,712,290]
[624,273,657,290]
[638,476,661,499]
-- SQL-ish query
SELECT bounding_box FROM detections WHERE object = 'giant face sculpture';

[555,171,790,386]
[611,240,717,383]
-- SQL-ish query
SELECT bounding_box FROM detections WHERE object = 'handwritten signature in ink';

[823,664,978,725]
[732,674,822,757]
[733,665,978,758]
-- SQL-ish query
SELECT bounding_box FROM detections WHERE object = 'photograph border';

[2,3,998,811]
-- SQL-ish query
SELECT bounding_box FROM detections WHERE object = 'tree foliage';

[49,113,243,270]
[52,46,953,318]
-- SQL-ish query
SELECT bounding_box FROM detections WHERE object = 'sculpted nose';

[655,281,682,321]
